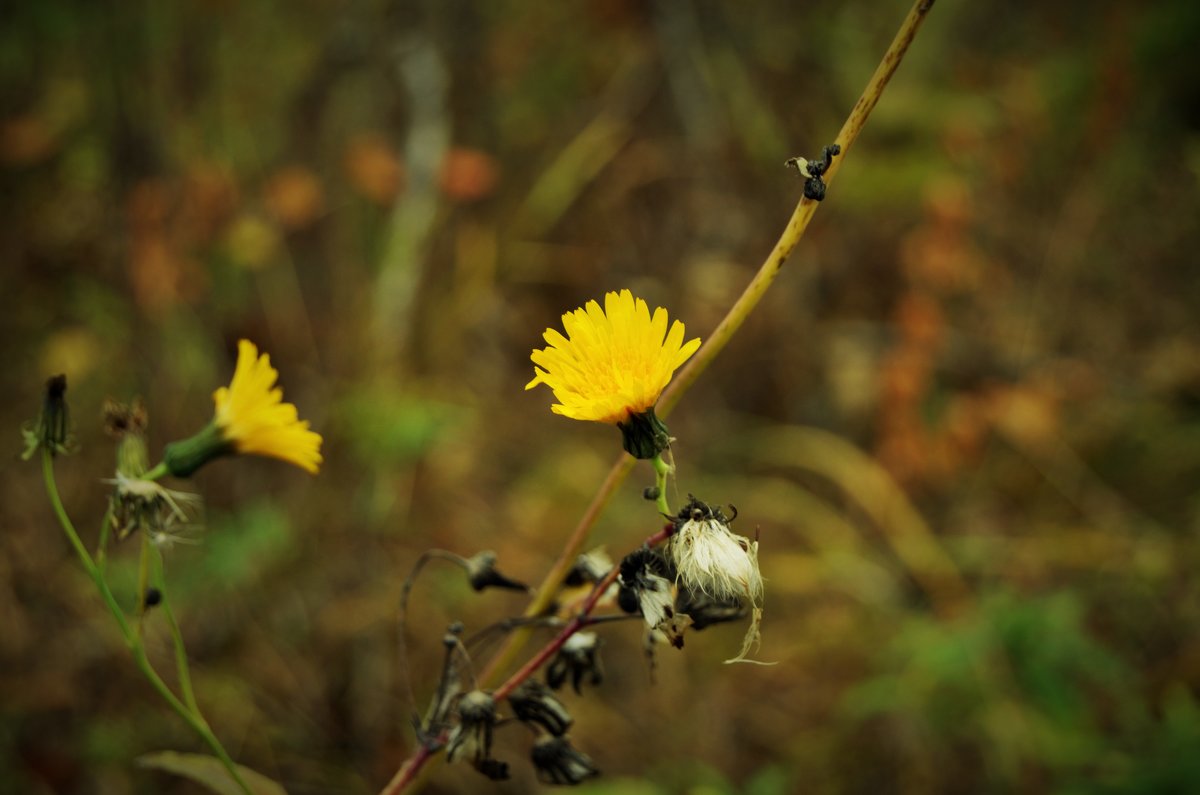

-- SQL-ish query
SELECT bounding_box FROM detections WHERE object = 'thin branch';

[380,1,939,790]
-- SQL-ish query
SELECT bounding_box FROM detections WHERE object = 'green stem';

[135,531,152,641]
[652,453,672,516]
[154,551,201,716]
[142,461,169,482]
[41,451,254,795]
[42,451,132,638]
[96,507,113,572]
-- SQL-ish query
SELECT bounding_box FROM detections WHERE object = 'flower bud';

[22,374,72,459]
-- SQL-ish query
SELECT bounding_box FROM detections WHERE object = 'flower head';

[106,471,202,543]
[164,340,322,477]
[526,290,700,426]
[667,496,770,664]
[669,501,762,606]
[213,340,322,472]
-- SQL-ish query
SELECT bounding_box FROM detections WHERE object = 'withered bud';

[474,758,509,781]
[675,589,747,630]
[509,680,573,737]
[531,735,599,786]
[102,398,148,438]
[465,551,529,593]
[617,547,676,629]
[562,548,613,587]
[446,690,503,777]
[546,631,603,694]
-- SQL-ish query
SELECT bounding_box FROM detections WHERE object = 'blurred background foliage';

[3,0,1200,792]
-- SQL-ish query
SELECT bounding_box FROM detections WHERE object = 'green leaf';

[137,751,287,795]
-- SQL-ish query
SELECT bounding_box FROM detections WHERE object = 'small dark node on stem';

[786,143,841,202]
[643,485,660,501]
[143,587,162,608]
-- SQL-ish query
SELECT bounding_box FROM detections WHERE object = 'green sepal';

[162,422,233,478]
[617,408,671,460]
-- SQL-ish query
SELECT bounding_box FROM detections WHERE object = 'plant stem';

[142,461,169,482]
[477,455,635,685]
[135,531,152,641]
[491,525,670,702]
[479,0,937,692]
[380,524,674,795]
[96,507,113,572]
[155,551,201,715]
[652,454,673,516]
[41,451,254,795]
[657,0,938,416]
[382,1,938,790]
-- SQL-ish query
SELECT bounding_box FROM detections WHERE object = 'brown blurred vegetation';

[4,0,1200,793]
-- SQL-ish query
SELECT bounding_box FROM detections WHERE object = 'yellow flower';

[526,290,700,425]
[163,340,322,477]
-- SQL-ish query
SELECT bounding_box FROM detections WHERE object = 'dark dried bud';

[144,588,162,608]
[617,547,675,619]
[509,680,573,736]
[465,551,529,593]
[546,631,603,694]
[788,143,839,203]
[474,758,510,781]
[104,399,150,477]
[675,588,746,630]
[103,398,148,438]
[643,485,660,501]
[531,735,599,786]
[446,690,500,773]
[562,549,612,587]
[22,374,72,460]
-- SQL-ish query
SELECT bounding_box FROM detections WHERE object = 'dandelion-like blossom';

[164,340,322,477]
[526,290,700,458]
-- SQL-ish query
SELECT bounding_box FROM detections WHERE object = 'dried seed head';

[464,551,530,593]
[668,496,771,664]
[105,472,203,544]
[617,548,678,632]
[563,548,613,587]
[446,690,502,775]
[509,680,573,737]
[546,631,604,694]
[669,498,762,606]
[530,735,599,786]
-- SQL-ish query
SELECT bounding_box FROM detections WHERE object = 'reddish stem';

[378,743,435,795]
[380,523,674,795]
[494,522,672,701]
